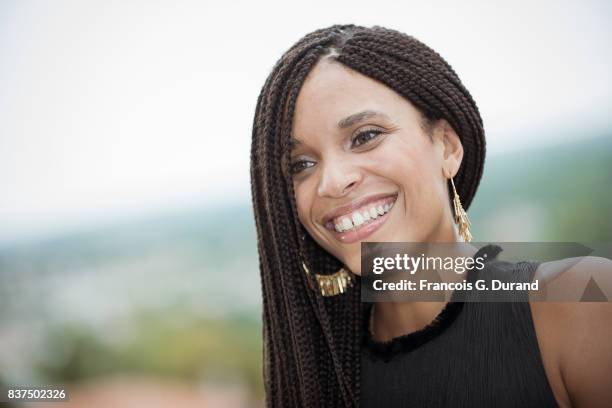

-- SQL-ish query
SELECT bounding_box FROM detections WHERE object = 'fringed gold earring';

[301,261,354,297]
[450,176,472,242]
[299,234,354,297]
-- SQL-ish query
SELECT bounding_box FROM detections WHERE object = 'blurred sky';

[1,0,611,243]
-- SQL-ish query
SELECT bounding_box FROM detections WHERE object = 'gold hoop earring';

[450,176,472,242]
[300,255,354,297]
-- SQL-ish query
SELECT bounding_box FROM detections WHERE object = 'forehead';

[292,59,414,138]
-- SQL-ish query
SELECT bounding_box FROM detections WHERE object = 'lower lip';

[330,204,395,244]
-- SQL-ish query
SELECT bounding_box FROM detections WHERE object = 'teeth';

[331,198,397,233]
[341,217,353,231]
[369,207,378,219]
[352,212,365,226]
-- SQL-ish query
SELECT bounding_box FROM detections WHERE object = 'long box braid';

[250,24,485,407]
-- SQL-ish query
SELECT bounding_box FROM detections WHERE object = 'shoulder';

[530,256,612,407]
[533,255,612,300]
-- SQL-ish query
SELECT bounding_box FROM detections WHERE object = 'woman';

[250,24,612,407]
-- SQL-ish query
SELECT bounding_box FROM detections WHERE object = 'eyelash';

[351,127,384,148]
[289,128,385,176]
[289,160,315,175]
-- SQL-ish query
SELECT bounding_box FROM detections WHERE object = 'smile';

[324,193,398,244]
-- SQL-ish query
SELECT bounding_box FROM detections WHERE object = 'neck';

[370,218,476,343]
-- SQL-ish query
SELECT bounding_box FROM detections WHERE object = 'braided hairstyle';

[250,24,485,407]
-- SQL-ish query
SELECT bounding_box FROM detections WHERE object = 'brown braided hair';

[250,24,485,407]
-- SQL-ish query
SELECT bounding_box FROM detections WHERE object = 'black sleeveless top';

[361,244,559,408]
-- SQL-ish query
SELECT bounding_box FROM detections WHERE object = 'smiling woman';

[249,24,612,408]
[287,56,471,271]
[251,24,482,407]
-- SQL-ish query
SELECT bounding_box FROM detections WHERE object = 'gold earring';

[450,176,472,242]
[301,258,354,297]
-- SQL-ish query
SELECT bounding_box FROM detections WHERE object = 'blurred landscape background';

[1,1,611,407]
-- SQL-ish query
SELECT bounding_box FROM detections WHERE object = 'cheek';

[407,154,438,194]
[293,181,314,229]
[376,138,445,217]
[375,138,436,193]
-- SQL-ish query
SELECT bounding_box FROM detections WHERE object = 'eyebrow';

[338,110,390,129]
[289,137,302,150]
[290,110,390,149]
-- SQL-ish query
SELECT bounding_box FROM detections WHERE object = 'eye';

[289,159,315,175]
[351,128,384,148]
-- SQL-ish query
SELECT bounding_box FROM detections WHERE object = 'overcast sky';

[1,0,611,243]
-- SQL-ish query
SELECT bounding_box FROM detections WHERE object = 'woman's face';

[289,58,464,275]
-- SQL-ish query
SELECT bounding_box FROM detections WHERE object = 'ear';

[432,119,464,178]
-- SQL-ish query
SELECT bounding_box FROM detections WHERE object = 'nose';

[317,159,362,198]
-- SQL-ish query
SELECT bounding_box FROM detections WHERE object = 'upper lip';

[321,192,398,226]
